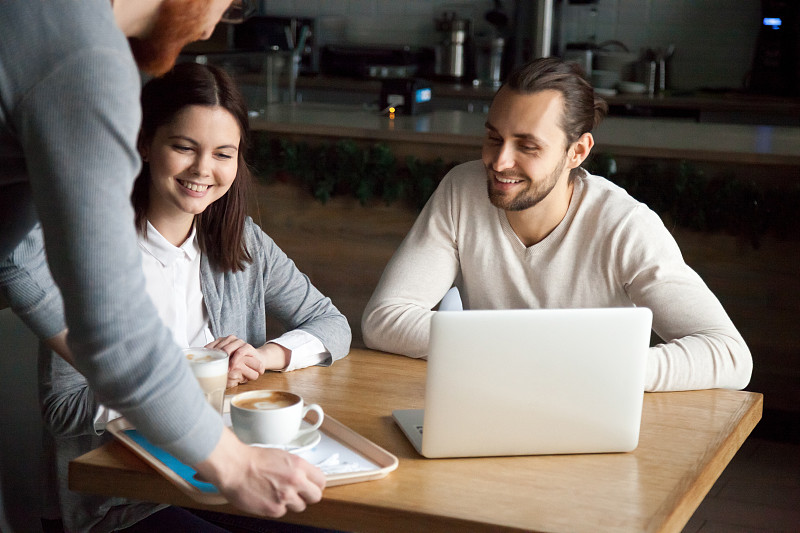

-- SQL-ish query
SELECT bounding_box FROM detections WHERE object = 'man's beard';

[128,0,211,76]
[486,153,568,212]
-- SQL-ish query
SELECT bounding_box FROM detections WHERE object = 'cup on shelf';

[590,69,620,89]
[617,81,647,95]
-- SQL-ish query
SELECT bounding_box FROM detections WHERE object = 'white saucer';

[249,424,322,454]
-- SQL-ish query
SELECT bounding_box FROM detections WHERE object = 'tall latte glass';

[182,348,229,415]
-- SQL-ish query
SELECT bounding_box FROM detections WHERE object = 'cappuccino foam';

[234,391,298,411]
[184,348,228,378]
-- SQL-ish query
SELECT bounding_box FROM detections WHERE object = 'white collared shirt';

[139,221,211,347]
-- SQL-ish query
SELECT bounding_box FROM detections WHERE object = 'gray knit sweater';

[0,0,222,464]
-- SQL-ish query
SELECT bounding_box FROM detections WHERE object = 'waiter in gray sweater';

[0,0,324,518]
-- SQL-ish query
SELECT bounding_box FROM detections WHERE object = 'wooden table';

[70,349,763,533]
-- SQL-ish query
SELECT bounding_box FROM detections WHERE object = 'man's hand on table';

[194,427,326,516]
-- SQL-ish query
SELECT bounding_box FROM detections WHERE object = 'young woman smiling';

[130,62,350,383]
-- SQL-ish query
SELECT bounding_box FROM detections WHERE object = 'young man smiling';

[362,57,752,392]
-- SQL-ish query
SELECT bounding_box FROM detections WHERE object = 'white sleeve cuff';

[269,330,330,372]
[93,404,123,435]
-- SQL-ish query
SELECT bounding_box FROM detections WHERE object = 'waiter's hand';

[193,427,325,516]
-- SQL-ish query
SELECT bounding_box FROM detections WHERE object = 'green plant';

[588,154,799,247]
[405,156,448,210]
[251,133,799,246]
[331,140,398,205]
[251,133,456,209]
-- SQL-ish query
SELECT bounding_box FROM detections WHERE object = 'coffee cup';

[230,390,324,445]
[183,347,229,415]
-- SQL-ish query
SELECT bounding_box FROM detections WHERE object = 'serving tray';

[106,412,398,505]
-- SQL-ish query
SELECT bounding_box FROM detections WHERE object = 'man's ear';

[568,132,594,169]
[138,137,149,162]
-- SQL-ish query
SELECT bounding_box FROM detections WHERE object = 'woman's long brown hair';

[131,62,253,272]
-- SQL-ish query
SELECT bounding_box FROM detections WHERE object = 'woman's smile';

[177,179,211,194]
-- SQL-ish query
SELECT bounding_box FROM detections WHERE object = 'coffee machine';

[749,0,799,96]
[434,11,471,81]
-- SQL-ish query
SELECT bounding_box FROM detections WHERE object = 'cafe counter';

[249,102,800,169]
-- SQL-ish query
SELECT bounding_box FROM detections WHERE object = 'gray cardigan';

[39,217,351,532]
[201,217,351,361]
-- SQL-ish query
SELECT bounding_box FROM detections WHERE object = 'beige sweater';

[362,161,752,391]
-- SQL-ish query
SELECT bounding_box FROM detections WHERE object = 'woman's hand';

[206,335,291,387]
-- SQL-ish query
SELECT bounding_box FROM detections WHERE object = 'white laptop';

[393,307,653,458]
